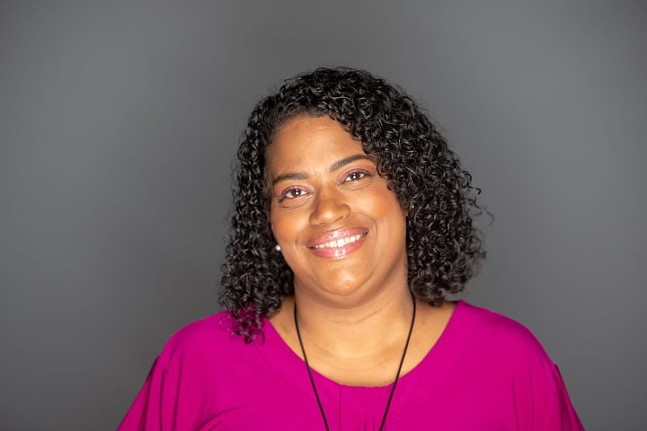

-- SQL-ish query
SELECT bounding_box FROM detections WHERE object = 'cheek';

[270,209,307,244]
[361,189,405,218]
[371,196,408,235]
[269,212,284,241]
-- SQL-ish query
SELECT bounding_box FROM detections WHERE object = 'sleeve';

[512,353,586,430]
[117,351,183,431]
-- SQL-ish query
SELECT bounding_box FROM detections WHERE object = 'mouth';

[306,228,368,259]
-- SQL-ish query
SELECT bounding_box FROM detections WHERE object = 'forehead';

[267,116,366,173]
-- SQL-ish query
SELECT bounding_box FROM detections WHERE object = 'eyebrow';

[271,154,373,186]
[329,154,373,172]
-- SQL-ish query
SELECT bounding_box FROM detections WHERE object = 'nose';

[309,189,351,226]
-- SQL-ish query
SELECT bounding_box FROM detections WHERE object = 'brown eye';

[278,187,309,202]
[344,171,368,182]
[286,188,305,198]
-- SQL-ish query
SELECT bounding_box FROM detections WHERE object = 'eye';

[344,170,369,182]
[277,187,309,202]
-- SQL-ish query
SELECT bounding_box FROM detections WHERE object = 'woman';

[119,67,584,430]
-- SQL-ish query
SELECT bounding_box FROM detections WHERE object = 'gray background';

[1,1,645,430]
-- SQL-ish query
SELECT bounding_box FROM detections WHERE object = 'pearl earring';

[274,244,281,251]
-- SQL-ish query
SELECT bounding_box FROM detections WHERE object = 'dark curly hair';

[219,67,485,342]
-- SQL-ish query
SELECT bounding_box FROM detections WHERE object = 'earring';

[274,244,281,251]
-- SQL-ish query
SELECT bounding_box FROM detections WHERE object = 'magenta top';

[118,301,584,430]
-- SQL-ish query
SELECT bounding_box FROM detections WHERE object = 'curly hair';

[219,67,485,342]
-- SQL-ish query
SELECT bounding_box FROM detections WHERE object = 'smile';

[306,228,369,259]
[310,233,367,249]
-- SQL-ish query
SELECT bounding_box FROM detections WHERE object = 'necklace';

[293,294,417,431]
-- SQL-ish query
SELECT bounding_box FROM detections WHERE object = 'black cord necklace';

[294,295,417,431]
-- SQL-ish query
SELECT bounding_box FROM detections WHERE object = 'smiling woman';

[118,68,584,430]
[268,116,408,303]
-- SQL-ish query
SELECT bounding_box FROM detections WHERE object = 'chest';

[190,360,514,431]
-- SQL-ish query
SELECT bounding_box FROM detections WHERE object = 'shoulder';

[456,301,553,363]
[119,312,270,430]
[155,310,252,366]
[453,301,563,389]
[452,302,585,429]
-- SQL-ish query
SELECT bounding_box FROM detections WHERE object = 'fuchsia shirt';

[119,301,584,430]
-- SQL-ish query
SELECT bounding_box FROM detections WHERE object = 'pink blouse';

[119,301,584,430]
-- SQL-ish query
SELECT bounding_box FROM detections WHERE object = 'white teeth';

[313,233,365,249]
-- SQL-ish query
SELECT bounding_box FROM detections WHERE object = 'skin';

[267,115,455,386]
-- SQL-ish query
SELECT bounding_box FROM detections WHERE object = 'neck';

[292,287,416,431]
[290,283,414,359]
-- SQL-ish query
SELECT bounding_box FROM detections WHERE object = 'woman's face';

[267,115,408,303]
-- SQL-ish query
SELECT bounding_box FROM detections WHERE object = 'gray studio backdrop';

[1,1,645,430]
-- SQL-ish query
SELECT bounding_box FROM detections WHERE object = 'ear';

[402,201,413,217]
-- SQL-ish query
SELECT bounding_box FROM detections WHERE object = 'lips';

[306,228,368,259]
